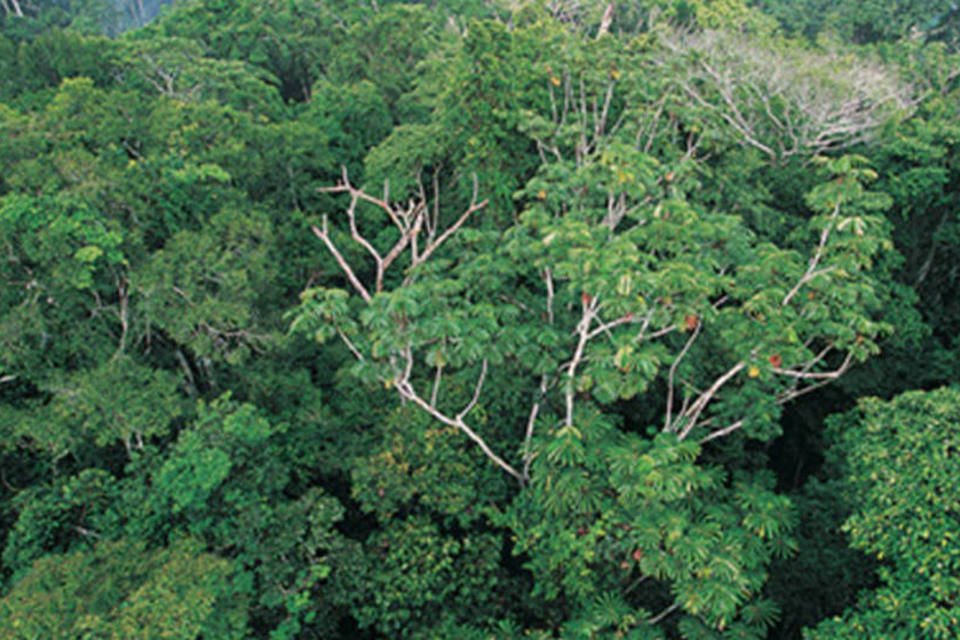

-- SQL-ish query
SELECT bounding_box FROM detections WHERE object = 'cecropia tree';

[288,9,899,636]
[294,106,891,487]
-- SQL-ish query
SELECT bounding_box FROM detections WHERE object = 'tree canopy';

[1,1,958,638]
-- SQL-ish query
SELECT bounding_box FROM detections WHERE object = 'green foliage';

[333,516,506,636]
[758,0,959,45]
[766,476,878,637]
[2,356,183,460]
[0,537,249,639]
[128,394,349,634]
[2,468,121,577]
[501,423,793,636]
[2,2,959,639]
[805,387,960,639]
[0,191,126,379]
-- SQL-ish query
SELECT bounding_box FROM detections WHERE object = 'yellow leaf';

[748,366,760,378]
[550,76,561,87]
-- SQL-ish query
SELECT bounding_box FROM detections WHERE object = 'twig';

[564,296,599,427]
[544,268,555,325]
[414,199,488,267]
[336,329,365,362]
[648,602,680,625]
[430,362,443,407]
[699,418,745,444]
[456,359,488,421]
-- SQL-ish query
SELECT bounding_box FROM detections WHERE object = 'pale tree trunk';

[4,0,25,18]
[597,2,614,38]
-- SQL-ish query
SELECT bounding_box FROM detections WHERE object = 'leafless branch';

[457,359,488,421]
[523,374,550,482]
[677,361,746,440]
[311,219,372,302]
[597,2,614,38]
[583,311,623,340]
[783,199,842,306]
[699,418,745,444]
[337,329,365,362]
[544,268,555,325]
[660,29,914,161]
[430,362,443,407]
[414,198,487,267]
[396,378,524,482]
[647,602,680,625]
[113,277,129,359]
[564,295,599,427]
[664,322,701,432]
[3,0,24,18]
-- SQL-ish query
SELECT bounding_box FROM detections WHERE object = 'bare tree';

[659,29,915,161]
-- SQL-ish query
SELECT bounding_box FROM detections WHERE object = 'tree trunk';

[597,2,614,38]
[7,0,24,18]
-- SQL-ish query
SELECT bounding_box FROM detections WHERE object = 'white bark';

[660,29,914,161]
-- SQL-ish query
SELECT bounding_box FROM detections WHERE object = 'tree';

[290,13,899,632]
[1,1,953,637]
[806,387,960,639]
[659,29,914,161]
[0,538,249,639]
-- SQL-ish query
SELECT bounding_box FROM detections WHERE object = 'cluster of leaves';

[0,0,958,638]
[806,388,960,639]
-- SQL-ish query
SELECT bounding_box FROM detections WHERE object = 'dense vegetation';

[0,1,958,638]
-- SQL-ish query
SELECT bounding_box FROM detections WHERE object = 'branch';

[311,219,372,302]
[113,277,129,359]
[664,322,701,432]
[647,602,680,626]
[564,296,599,427]
[677,361,746,440]
[430,362,443,407]
[699,418,745,444]
[523,375,550,482]
[586,312,640,341]
[456,359,488,421]
[782,199,841,306]
[596,2,614,38]
[698,350,856,444]
[544,268,555,325]
[413,198,487,267]
[336,329,365,362]
[344,193,385,290]
[396,378,524,483]
[772,350,853,379]
[320,167,405,234]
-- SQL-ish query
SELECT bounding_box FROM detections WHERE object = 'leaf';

[73,245,103,263]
